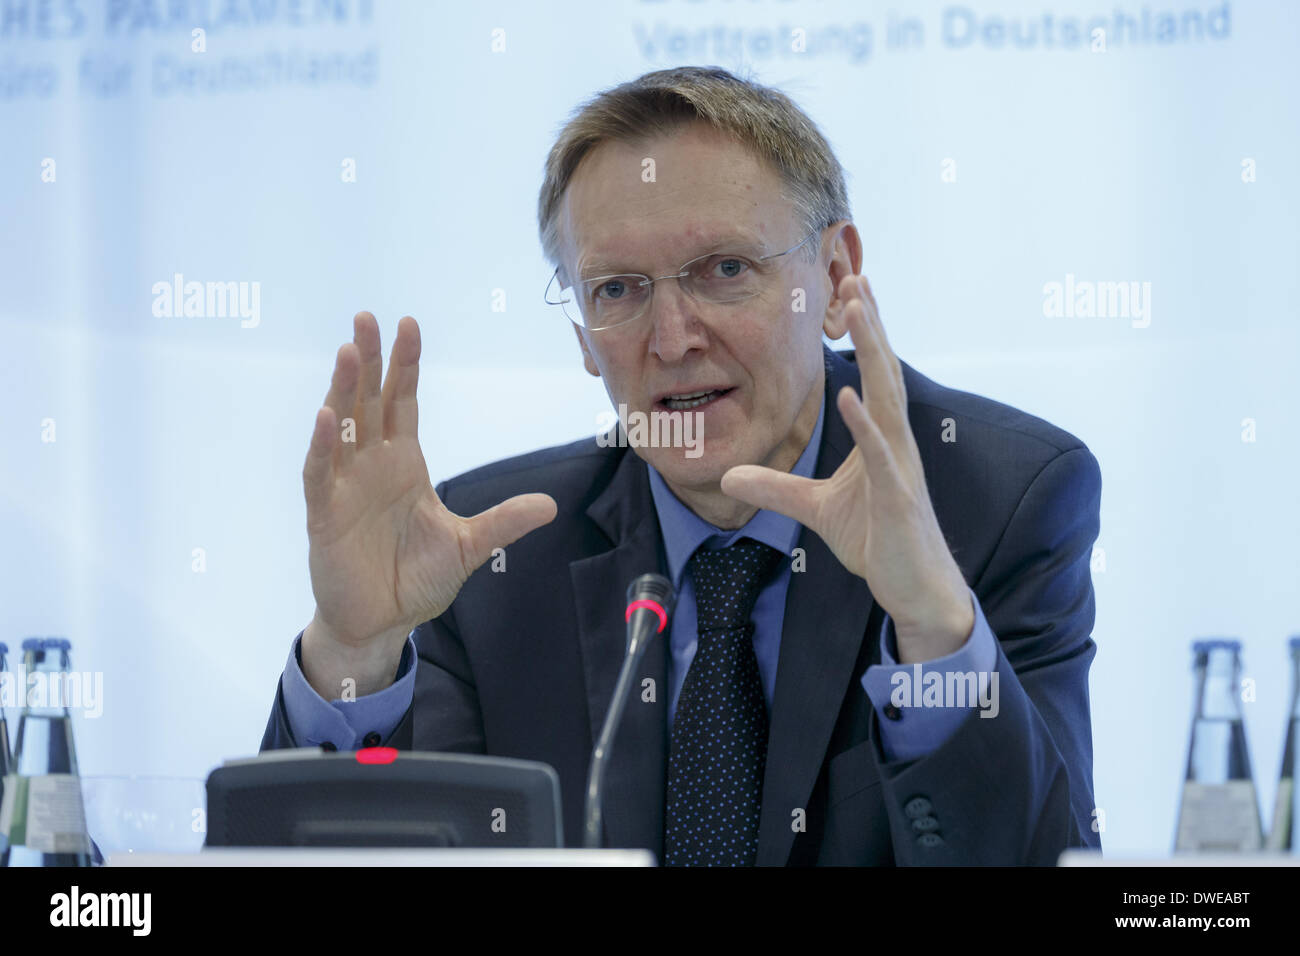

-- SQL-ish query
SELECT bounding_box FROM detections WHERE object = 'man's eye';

[595,279,628,300]
[709,257,751,279]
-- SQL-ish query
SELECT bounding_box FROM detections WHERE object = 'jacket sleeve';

[870,446,1103,865]
[260,482,487,756]
[258,611,487,754]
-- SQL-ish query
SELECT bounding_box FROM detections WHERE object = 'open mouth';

[658,387,735,411]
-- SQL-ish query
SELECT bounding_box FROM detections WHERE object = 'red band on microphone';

[356,747,399,765]
[625,599,668,634]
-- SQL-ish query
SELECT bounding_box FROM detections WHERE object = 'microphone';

[582,573,674,850]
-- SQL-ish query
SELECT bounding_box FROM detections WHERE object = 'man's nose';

[646,281,709,364]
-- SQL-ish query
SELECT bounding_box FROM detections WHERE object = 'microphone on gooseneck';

[582,574,674,851]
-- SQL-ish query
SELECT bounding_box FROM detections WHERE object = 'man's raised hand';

[719,276,972,662]
[300,313,556,695]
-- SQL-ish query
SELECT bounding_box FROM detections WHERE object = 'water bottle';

[0,641,11,866]
[1173,638,1263,852]
[1266,636,1300,851]
[0,637,92,866]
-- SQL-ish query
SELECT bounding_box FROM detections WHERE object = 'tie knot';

[688,537,783,632]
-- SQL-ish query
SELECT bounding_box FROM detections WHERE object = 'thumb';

[721,465,821,529]
[459,493,558,572]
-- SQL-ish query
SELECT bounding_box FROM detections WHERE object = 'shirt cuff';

[280,630,417,750]
[859,588,997,763]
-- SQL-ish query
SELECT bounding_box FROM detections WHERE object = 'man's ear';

[572,323,601,377]
[821,220,864,340]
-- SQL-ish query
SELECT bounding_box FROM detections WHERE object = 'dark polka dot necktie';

[664,536,783,866]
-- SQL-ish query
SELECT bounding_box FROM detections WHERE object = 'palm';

[309,436,446,642]
[809,449,872,579]
[804,442,935,607]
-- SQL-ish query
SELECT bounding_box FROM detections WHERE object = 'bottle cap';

[1192,637,1241,654]
[1290,635,1300,651]
[0,641,7,655]
[19,637,70,653]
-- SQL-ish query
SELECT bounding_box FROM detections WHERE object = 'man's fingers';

[322,342,360,469]
[459,493,559,572]
[844,276,906,431]
[381,315,422,441]
[841,278,924,487]
[837,386,894,481]
[854,274,904,386]
[837,276,898,412]
[720,465,821,529]
[352,312,384,449]
[303,405,337,527]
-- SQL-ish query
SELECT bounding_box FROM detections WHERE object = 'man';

[261,66,1102,866]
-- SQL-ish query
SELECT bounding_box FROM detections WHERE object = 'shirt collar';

[647,400,825,589]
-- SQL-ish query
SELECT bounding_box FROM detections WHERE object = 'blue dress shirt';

[281,401,998,762]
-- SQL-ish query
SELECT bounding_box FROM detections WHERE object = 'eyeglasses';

[544,229,819,332]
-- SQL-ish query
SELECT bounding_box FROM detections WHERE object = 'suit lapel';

[569,447,670,857]
[568,349,877,865]
[757,349,877,866]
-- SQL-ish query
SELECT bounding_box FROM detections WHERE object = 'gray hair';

[537,66,851,272]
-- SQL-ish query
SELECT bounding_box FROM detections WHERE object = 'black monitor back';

[205,749,563,849]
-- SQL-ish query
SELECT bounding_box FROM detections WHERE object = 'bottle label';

[1265,777,1293,851]
[1175,780,1262,851]
[2,774,90,854]
[0,773,17,842]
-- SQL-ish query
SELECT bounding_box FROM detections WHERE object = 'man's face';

[557,121,843,496]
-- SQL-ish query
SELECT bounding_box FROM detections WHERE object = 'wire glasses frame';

[543,228,819,331]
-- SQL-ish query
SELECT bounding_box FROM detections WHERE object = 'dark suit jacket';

[262,347,1103,865]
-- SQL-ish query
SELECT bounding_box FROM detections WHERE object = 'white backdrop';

[2,0,1297,857]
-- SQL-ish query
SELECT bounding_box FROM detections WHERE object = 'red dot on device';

[356,746,398,764]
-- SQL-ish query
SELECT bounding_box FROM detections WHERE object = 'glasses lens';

[548,270,584,327]
[683,253,765,304]
[580,275,650,330]
[555,283,584,326]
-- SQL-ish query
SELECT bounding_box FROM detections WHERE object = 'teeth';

[664,390,721,410]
